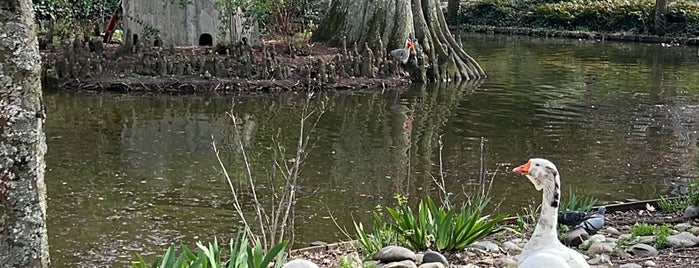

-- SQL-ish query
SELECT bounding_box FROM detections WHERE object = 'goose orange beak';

[513,160,531,175]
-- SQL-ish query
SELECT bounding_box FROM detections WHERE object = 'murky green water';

[45,34,699,266]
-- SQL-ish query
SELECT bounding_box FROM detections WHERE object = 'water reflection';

[45,34,699,266]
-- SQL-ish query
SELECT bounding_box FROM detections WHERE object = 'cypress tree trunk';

[653,0,668,35]
[312,0,486,82]
[446,0,461,24]
[0,0,50,267]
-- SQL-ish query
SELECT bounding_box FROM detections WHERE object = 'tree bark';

[0,0,50,267]
[446,0,460,24]
[653,0,668,35]
[312,0,486,82]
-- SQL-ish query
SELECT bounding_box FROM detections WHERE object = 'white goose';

[512,158,590,268]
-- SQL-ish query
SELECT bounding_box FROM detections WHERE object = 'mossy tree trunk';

[312,0,486,82]
[653,0,668,35]
[0,0,50,267]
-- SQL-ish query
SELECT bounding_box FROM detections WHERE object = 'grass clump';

[560,186,598,212]
[631,223,672,248]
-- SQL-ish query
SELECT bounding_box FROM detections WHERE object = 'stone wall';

[122,0,221,46]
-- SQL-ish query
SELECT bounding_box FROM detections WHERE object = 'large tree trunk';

[0,0,50,267]
[653,0,668,35]
[311,0,486,82]
[446,0,461,24]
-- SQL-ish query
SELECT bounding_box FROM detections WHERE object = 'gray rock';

[618,263,643,268]
[417,263,444,268]
[587,254,611,265]
[566,226,590,247]
[604,226,621,236]
[635,235,655,245]
[666,231,699,248]
[421,251,448,266]
[684,205,699,219]
[374,246,417,262]
[690,226,699,236]
[626,243,659,257]
[501,241,522,253]
[618,234,633,241]
[493,257,518,267]
[383,260,418,268]
[309,241,327,247]
[587,242,614,255]
[589,234,606,243]
[471,241,499,252]
[644,260,657,267]
[674,223,692,232]
[283,259,320,268]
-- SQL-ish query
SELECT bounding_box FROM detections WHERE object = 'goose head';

[513,158,559,191]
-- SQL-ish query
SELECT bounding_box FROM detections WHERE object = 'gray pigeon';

[558,206,606,235]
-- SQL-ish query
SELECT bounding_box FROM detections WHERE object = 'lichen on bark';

[0,0,50,267]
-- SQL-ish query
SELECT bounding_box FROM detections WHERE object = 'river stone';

[618,263,643,268]
[471,241,499,252]
[501,241,522,253]
[684,205,699,219]
[644,260,657,267]
[417,262,445,268]
[605,226,621,236]
[626,243,659,257]
[383,260,418,268]
[666,231,699,248]
[618,234,632,241]
[282,259,320,268]
[493,256,518,267]
[635,235,655,244]
[587,242,614,255]
[421,251,448,266]
[566,226,590,247]
[587,254,611,265]
[690,226,699,236]
[674,223,692,232]
[589,234,606,243]
[374,246,417,262]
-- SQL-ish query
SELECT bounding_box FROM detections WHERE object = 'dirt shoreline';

[456,25,699,46]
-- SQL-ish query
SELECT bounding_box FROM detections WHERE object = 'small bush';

[658,196,690,213]
[560,186,597,212]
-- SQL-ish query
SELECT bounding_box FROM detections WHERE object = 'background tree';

[446,0,460,24]
[0,0,50,267]
[312,0,486,82]
[653,0,668,35]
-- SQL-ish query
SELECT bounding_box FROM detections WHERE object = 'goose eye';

[535,163,540,167]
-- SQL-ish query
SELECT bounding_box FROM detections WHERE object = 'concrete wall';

[122,0,221,46]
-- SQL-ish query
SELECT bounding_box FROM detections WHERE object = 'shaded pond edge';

[288,196,682,253]
[454,25,699,46]
[59,76,412,94]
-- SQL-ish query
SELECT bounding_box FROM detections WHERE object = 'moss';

[310,4,347,45]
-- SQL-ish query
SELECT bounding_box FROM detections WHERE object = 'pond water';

[45,34,699,266]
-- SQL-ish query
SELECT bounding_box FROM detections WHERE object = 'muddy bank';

[456,25,699,46]
[42,36,413,93]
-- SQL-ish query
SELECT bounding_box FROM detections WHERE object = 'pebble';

[674,223,692,232]
[374,246,417,262]
[501,241,522,253]
[627,243,659,257]
[666,231,699,248]
[587,242,614,255]
[618,263,643,268]
[644,260,657,267]
[605,226,621,236]
[417,262,444,268]
[684,205,699,219]
[471,241,499,252]
[282,259,319,268]
[421,251,448,266]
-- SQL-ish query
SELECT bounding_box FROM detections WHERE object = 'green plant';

[386,196,507,251]
[353,209,403,258]
[560,186,597,212]
[658,196,690,213]
[689,181,699,206]
[631,223,672,248]
[512,203,540,236]
[132,228,288,268]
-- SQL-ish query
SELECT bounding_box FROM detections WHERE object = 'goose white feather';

[513,158,590,268]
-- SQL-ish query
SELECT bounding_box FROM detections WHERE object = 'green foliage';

[513,204,540,235]
[132,228,288,268]
[559,186,597,212]
[631,223,672,248]
[353,209,404,258]
[461,0,699,37]
[658,196,690,213]
[214,0,327,36]
[689,181,699,207]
